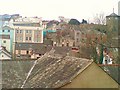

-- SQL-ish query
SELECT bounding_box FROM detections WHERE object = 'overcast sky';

[0,0,119,22]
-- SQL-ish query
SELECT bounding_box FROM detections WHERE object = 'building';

[12,17,42,27]
[11,17,43,58]
[0,14,20,54]
[0,35,10,52]
[12,17,43,44]
[15,43,51,59]
[0,26,14,53]
[118,1,120,15]
[2,50,119,88]
[13,26,43,43]
[106,12,120,47]
[12,27,43,59]
[0,46,11,60]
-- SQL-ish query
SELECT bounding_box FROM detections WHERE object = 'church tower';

[106,9,120,46]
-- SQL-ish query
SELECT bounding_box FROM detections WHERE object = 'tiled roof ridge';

[57,59,93,88]
[22,48,93,88]
[21,48,55,88]
[0,46,11,57]
[53,56,93,88]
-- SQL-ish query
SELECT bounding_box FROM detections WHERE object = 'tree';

[68,19,80,25]
[82,19,87,24]
[93,12,106,25]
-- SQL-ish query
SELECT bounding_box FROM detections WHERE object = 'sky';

[0,0,119,22]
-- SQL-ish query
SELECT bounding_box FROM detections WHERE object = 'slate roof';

[2,49,93,88]
[15,43,72,55]
[106,13,120,17]
[23,55,92,88]
[15,43,52,55]
[2,60,34,88]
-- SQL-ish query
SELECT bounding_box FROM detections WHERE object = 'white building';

[0,35,11,52]
[12,26,43,43]
[13,17,42,26]
[11,17,43,58]
[11,16,43,43]
[0,46,11,60]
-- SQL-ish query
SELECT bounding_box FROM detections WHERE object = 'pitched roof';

[2,26,13,30]
[2,60,34,88]
[22,54,93,88]
[0,46,11,58]
[15,43,71,55]
[2,50,93,88]
[15,43,52,55]
[106,13,120,17]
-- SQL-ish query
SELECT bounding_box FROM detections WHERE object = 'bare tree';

[94,12,106,25]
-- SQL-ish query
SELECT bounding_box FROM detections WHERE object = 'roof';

[15,43,72,55]
[54,46,71,56]
[2,26,13,30]
[106,13,120,17]
[2,60,34,88]
[0,46,11,58]
[2,50,93,88]
[24,55,92,88]
[0,35,10,39]
[11,26,43,30]
[15,43,52,55]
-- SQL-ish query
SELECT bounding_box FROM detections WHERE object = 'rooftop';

[106,13,120,17]
[2,50,93,88]
[11,26,43,30]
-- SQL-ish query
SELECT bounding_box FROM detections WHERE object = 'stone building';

[106,12,120,47]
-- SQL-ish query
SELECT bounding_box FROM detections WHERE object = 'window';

[26,51,29,54]
[29,37,31,40]
[26,30,28,33]
[29,30,32,33]
[17,30,19,33]
[66,42,69,46]
[20,37,22,40]
[3,40,6,43]
[2,30,4,32]
[20,30,22,33]
[77,32,79,35]
[8,30,10,32]
[26,37,28,40]
[19,44,21,47]
[82,32,84,34]
[76,38,79,42]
